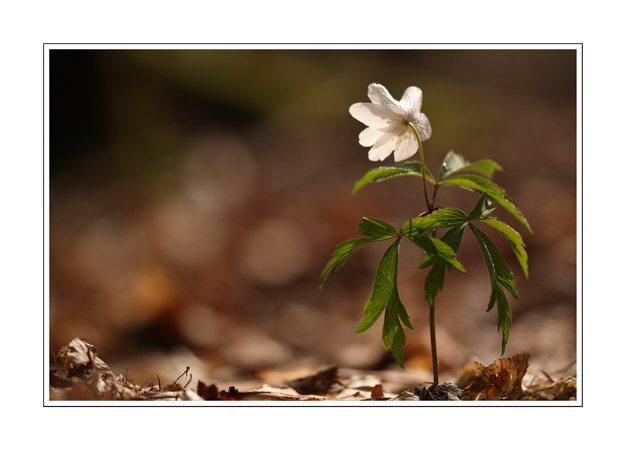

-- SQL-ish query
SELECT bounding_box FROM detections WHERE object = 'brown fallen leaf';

[197,381,219,400]
[370,384,384,398]
[461,352,529,400]
[51,337,118,400]
[51,338,202,401]
[218,385,324,401]
[522,375,576,400]
[285,365,339,395]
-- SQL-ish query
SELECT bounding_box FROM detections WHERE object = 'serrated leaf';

[480,218,528,278]
[468,192,497,221]
[439,174,509,198]
[355,239,412,368]
[352,162,436,194]
[486,194,533,234]
[438,150,469,181]
[438,150,503,181]
[424,261,446,307]
[400,208,467,238]
[439,175,532,234]
[394,162,436,184]
[470,224,518,299]
[406,235,466,273]
[422,224,467,305]
[356,217,398,239]
[320,237,379,289]
[469,224,517,355]
[320,217,397,288]
[491,283,512,355]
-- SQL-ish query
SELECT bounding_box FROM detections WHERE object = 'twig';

[171,366,190,389]
[541,370,554,382]
[183,374,193,389]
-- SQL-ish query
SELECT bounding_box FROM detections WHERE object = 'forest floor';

[49,338,576,402]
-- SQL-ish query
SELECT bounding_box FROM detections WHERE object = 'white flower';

[349,83,432,162]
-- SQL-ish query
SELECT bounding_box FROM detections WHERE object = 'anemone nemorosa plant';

[320,83,532,384]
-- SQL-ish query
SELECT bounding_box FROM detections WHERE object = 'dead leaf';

[218,384,324,401]
[50,338,200,401]
[454,362,477,390]
[285,365,338,395]
[522,375,576,400]
[390,390,420,401]
[461,352,529,400]
[197,381,219,400]
[370,384,384,398]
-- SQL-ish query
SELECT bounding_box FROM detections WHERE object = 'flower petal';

[400,87,423,122]
[368,132,396,161]
[349,102,406,132]
[358,127,384,147]
[411,112,432,141]
[367,83,401,108]
[393,128,418,162]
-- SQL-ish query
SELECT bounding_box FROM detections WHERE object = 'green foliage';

[400,208,468,237]
[485,194,533,235]
[322,148,531,367]
[320,237,380,289]
[404,235,466,274]
[422,224,467,305]
[399,208,467,273]
[352,162,436,194]
[469,224,517,355]
[468,192,497,220]
[355,239,412,368]
[319,216,399,289]
[438,150,503,181]
[480,217,528,278]
[440,174,508,197]
[356,217,398,239]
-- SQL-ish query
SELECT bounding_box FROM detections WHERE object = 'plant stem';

[407,122,432,213]
[407,121,439,385]
[429,302,439,385]
[430,185,440,211]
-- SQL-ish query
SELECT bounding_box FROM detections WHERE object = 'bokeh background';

[48,49,577,388]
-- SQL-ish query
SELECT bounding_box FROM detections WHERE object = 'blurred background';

[48,49,577,388]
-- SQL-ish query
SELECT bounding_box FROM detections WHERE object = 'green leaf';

[320,237,379,289]
[470,224,519,299]
[438,150,503,181]
[395,162,436,183]
[423,258,446,307]
[352,162,436,194]
[439,174,509,198]
[320,217,398,289]
[399,209,467,273]
[355,239,412,368]
[455,160,503,179]
[356,217,398,239]
[469,224,516,355]
[486,194,533,234]
[480,218,528,278]
[468,192,497,221]
[422,224,467,305]
[491,283,512,355]
[438,150,468,181]
[439,175,532,234]
[405,235,466,273]
[420,223,467,268]
[400,208,468,238]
